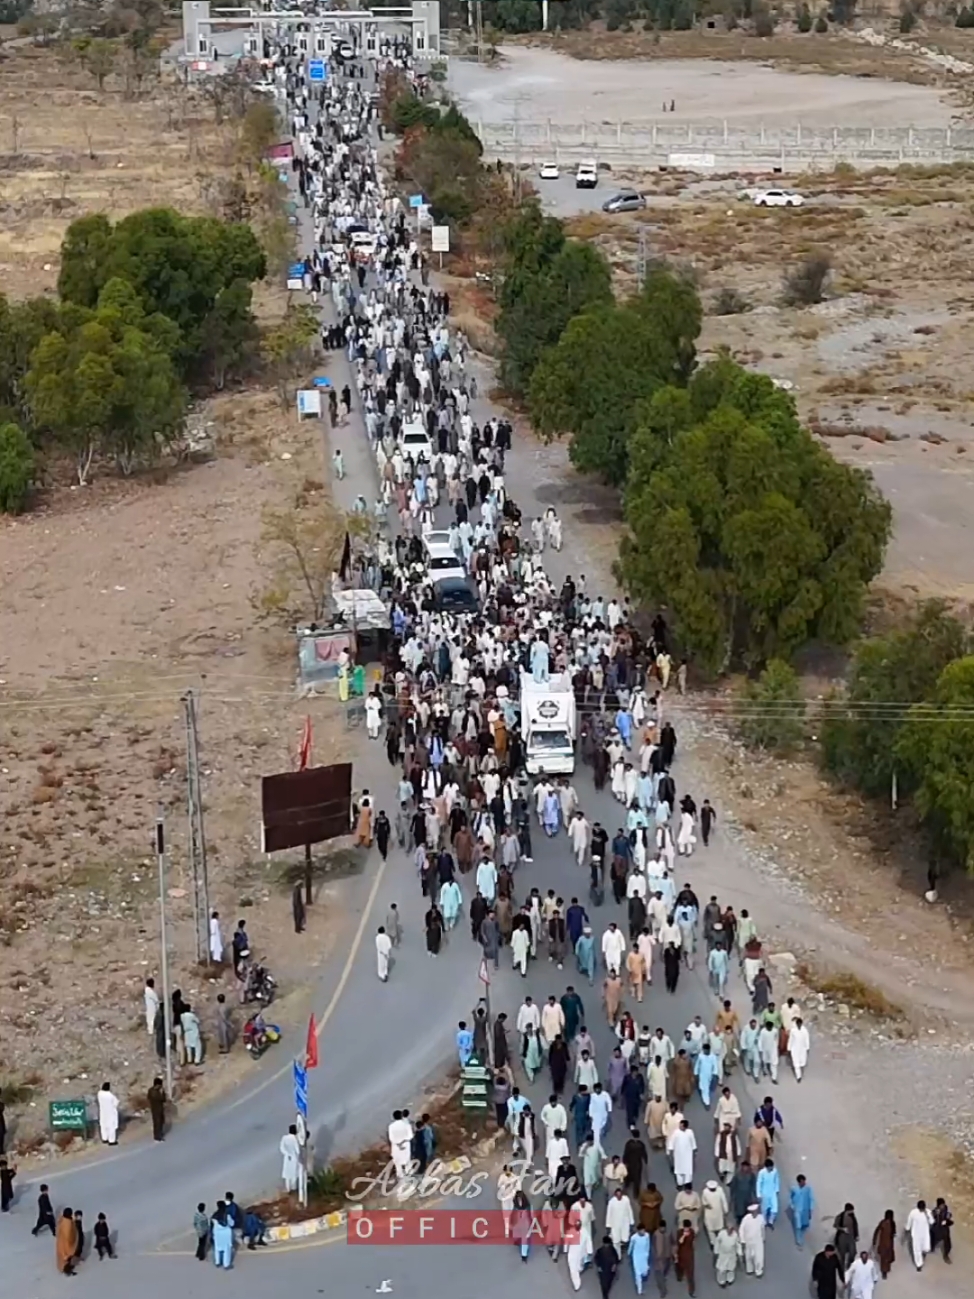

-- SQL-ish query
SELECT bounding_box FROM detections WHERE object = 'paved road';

[0,61,821,1299]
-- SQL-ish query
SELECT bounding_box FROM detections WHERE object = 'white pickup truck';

[575,159,598,189]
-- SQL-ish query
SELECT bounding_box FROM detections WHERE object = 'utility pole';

[156,810,174,1097]
[183,689,211,964]
[637,227,648,288]
[475,0,483,63]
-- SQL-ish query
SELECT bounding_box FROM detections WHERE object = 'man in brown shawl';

[56,1208,78,1274]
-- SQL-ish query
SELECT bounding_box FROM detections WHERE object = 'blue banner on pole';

[293,1059,308,1118]
[408,194,425,209]
[288,262,306,280]
[308,59,327,82]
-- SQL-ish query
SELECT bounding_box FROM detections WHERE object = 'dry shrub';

[782,252,831,306]
[796,963,905,1020]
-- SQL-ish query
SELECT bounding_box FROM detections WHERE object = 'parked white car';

[539,161,559,180]
[753,188,804,208]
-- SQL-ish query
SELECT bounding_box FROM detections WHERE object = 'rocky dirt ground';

[511,22,974,96]
[555,159,974,603]
[0,377,354,1153]
[0,40,243,299]
[0,40,359,1149]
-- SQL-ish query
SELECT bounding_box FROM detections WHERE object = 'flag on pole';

[298,716,313,771]
[306,1013,319,1069]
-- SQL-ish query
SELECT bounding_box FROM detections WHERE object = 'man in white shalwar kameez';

[846,1251,880,1299]
[602,923,627,976]
[677,810,695,856]
[566,1197,595,1289]
[569,813,590,868]
[209,910,224,964]
[376,926,393,981]
[905,1201,932,1269]
[97,1082,119,1144]
[605,1188,634,1253]
[144,978,159,1034]
[387,1110,414,1181]
[666,1120,697,1188]
[787,1017,810,1081]
[511,925,531,975]
[738,1204,765,1276]
[280,1124,302,1192]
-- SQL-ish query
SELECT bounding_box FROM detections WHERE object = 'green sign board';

[49,1099,88,1132]
[460,1056,491,1110]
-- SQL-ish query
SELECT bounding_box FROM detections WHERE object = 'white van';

[575,159,598,189]
[520,670,577,775]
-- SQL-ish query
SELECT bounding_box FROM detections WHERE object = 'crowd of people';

[0,24,958,1293]
[281,36,959,1299]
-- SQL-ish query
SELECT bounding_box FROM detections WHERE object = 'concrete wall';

[475,119,974,171]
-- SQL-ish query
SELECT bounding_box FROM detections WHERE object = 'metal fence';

[474,119,974,171]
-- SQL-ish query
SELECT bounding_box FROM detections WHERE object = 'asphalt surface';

[0,56,822,1299]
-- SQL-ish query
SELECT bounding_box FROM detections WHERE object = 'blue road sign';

[408,194,424,209]
[293,1059,308,1118]
[308,59,327,83]
[288,261,306,280]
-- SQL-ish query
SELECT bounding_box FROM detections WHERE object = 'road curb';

[265,1157,475,1242]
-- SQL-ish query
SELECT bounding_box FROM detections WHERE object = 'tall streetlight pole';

[156,809,174,1097]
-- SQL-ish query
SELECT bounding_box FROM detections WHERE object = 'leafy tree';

[753,6,775,34]
[493,0,542,30]
[957,5,974,26]
[390,92,440,134]
[398,129,483,224]
[619,358,891,673]
[738,659,805,752]
[815,14,829,30]
[797,3,813,30]
[498,204,568,307]
[262,304,319,408]
[528,267,701,486]
[57,214,115,308]
[58,208,266,377]
[0,293,61,427]
[27,325,120,484]
[198,279,259,390]
[0,422,35,513]
[25,282,185,482]
[85,38,118,90]
[822,602,969,799]
[238,100,280,171]
[896,657,974,873]
[498,239,612,397]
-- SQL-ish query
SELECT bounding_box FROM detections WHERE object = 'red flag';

[306,1013,319,1069]
[298,716,312,771]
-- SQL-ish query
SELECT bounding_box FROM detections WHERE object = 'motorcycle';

[243,1013,281,1060]
[241,961,277,1007]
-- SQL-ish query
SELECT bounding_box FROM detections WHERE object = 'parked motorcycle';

[243,1012,281,1060]
[241,961,277,1007]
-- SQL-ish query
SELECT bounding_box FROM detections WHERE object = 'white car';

[399,421,432,464]
[753,188,804,208]
[423,539,466,583]
[422,528,454,547]
[539,161,559,180]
